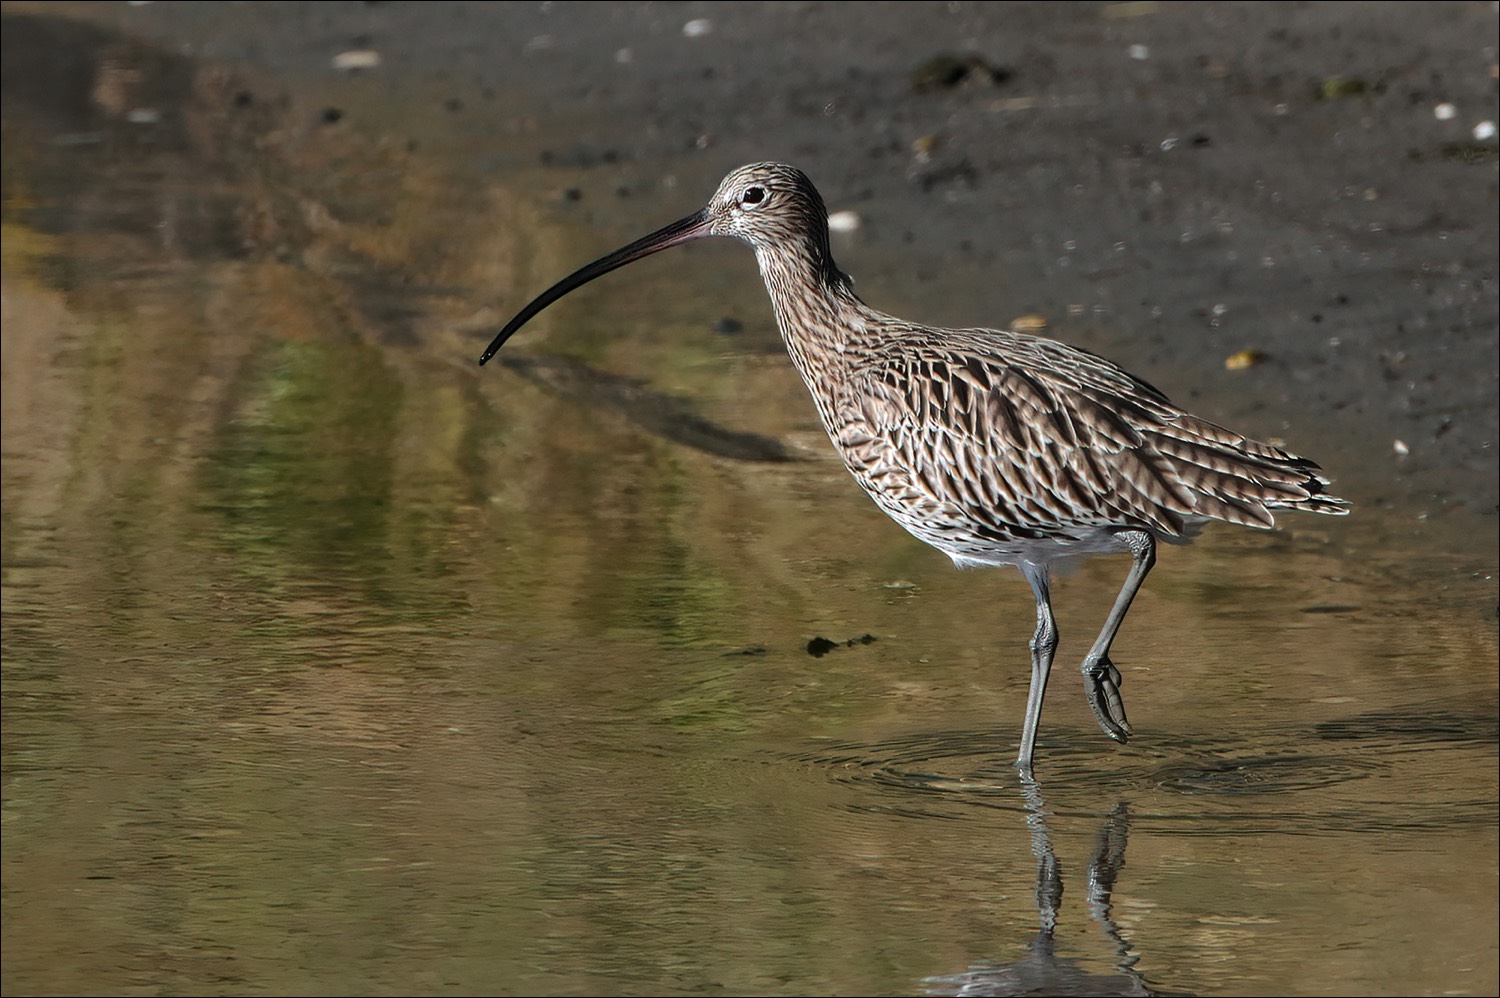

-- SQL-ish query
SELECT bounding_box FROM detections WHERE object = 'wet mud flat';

[22,0,1497,521]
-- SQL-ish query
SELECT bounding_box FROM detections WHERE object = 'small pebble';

[1434,102,1457,121]
[1224,349,1268,370]
[1128,44,1150,60]
[683,18,713,37]
[1474,120,1497,141]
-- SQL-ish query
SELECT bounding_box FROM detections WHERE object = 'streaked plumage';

[480,162,1350,777]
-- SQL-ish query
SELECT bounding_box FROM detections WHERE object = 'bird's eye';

[741,186,766,206]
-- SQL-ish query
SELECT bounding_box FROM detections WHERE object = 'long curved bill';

[478,208,715,365]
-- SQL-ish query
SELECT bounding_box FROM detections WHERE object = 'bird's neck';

[752,238,869,379]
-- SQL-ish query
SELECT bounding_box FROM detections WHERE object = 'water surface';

[2,14,1496,996]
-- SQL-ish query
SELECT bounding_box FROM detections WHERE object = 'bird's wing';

[838,328,1334,541]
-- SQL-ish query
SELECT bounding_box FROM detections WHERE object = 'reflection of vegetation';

[191,321,760,653]
[588,458,737,649]
[488,412,746,648]
[197,337,477,630]
[204,339,399,580]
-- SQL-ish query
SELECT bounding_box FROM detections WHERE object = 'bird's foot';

[1083,656,1133,743]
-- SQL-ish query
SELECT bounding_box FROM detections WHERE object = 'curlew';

[479,163,1350,777]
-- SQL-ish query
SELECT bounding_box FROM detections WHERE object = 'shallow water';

[2,13,1497,996]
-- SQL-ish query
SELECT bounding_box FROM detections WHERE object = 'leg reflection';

[921,784,1158,997]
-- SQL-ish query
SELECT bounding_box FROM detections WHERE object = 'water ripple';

[775,708,1498,837]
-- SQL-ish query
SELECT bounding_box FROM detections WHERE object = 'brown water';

[3,13,1496,996]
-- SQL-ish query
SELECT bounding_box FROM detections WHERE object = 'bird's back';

[808,316,1349,567]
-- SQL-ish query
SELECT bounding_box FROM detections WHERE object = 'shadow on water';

[498,352,804,464]
[2,9,1496,998]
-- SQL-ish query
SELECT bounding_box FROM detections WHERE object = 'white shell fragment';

[331,50,381,71]
[827,210,861,233]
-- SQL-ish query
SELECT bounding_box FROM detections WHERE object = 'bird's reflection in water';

[923,786,1163,997]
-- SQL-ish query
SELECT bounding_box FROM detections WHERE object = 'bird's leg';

[1080,530,1155,743]
[1016,562,1058,780]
